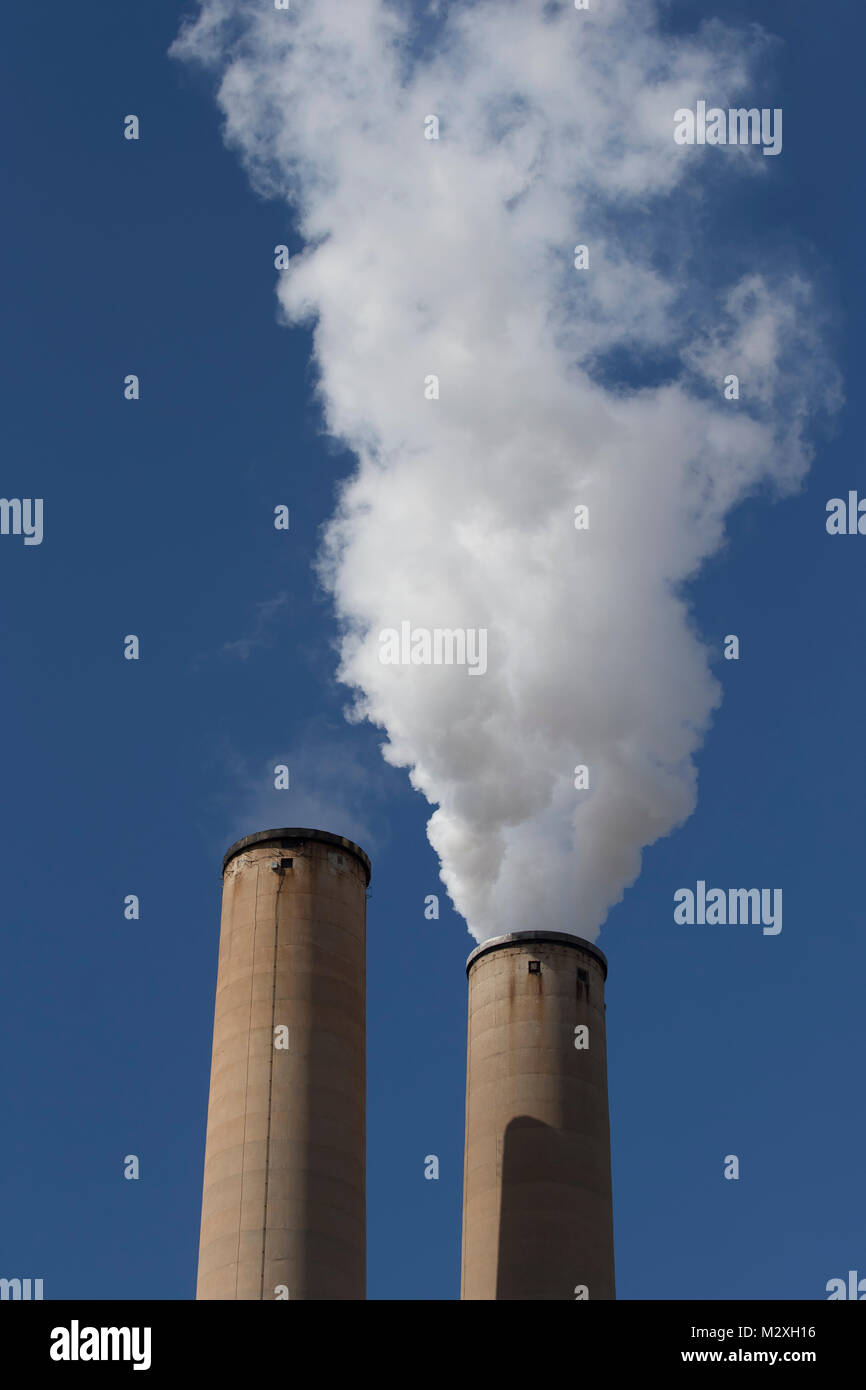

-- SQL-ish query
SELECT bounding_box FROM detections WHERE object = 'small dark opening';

[279,857,293,869]
[528,960,541,974]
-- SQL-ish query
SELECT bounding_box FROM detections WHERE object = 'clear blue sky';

[1,0,863,1300]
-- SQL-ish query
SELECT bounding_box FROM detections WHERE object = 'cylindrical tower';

[460,930,615,1300]
[196,828,369,1301]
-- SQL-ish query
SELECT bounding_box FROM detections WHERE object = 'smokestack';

[460,931,615,1300]
[196,828,370,1301]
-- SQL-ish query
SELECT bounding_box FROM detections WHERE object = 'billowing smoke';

[173,0,837,942]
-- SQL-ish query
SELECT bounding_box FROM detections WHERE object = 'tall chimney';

[460,931,615,1300]
[196,828,370,1300]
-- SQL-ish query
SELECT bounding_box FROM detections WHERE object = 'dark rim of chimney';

[465,931,608,979]
[222,828,371,885]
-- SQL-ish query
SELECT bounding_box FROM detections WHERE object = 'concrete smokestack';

[196,828,370,1301]
[460,931,615,1300]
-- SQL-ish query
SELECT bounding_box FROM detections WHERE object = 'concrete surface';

[196,829,368,1300]
[460,931,615,1300]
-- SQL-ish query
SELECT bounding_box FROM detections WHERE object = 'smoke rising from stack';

[174,0,837,943]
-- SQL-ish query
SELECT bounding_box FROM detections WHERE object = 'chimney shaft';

[196,828,369,1300]
[460,931,615,1300]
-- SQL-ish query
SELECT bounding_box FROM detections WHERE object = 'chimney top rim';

[222,828,371,884]
[465,931,608,979]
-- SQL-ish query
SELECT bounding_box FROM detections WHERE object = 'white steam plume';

[173,0,838,943]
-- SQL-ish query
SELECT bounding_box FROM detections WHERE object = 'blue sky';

[1,0,863,1300]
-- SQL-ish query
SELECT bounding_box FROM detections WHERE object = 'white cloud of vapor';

[173,0,838,942]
